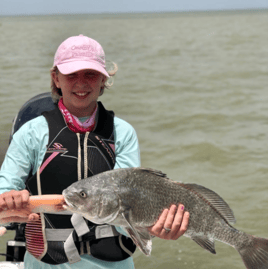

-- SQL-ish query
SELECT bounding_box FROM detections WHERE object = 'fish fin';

[125,227,152,256]
[192,236,216,254]
[139,168,167,178]
[237,234,268,269]
[121,211,152,256]
[180,183,236,224]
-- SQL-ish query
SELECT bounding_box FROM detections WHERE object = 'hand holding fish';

[0,190,39,224]
[148,204,189,240]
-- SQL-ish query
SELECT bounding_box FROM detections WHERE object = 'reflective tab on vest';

[95,225,119,239]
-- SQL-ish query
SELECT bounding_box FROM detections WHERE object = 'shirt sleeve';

[0,116,48,195]
[113,116,141,169]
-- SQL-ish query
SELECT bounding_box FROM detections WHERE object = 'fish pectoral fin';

[191,236,216,254]
[121,211,152,256]
[125,227,152,256]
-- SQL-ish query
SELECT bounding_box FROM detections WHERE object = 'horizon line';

[0,7,267,18]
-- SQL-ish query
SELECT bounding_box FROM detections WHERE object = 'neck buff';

[58,98,97,133]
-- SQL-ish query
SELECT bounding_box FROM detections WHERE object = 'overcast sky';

[0,0,268,16]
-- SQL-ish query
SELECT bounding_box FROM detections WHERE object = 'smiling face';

[52,69,106,117]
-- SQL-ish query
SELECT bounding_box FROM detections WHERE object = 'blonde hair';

[50,62,118,103]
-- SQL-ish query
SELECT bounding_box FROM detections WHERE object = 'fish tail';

[237,235,268,269]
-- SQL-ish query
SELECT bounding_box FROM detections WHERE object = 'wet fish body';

[63,168,268,269]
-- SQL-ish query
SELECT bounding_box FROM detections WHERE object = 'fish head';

[62,179,120,225]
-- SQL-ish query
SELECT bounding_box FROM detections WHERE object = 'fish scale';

[118,170,230,232]
[63,167,268,269]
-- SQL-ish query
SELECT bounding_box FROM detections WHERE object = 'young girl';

[0,34,189,269]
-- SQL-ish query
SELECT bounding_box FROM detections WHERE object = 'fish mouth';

[62,192,76,210]
[62,199,76,211]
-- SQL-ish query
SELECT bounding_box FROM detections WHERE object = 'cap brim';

[57,61,110,77]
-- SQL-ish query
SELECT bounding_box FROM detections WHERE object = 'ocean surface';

[0,9,268,269]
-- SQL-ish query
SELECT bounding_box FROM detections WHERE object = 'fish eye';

[80,191,87,198]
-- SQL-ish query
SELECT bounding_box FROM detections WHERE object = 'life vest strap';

[48,211,73,215]
[71,213,90,236]
[45,225,120,242]
[45,228,74,241]
[64,230,80,264]
[62,214,121,264]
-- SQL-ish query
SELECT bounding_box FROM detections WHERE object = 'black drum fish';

[63,167,268,269]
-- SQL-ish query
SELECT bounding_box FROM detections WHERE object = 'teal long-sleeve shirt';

[0,114,141,269]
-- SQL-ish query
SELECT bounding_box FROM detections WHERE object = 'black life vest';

[25,102,136,264]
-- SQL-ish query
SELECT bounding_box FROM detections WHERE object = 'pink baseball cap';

[53,34,109,77]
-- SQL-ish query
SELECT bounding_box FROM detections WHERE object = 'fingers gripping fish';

[62,167,268,269]
[0,195,65,226]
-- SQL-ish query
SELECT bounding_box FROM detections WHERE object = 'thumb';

[28,213,40,221]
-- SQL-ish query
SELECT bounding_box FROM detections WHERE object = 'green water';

[0,10,268,268]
